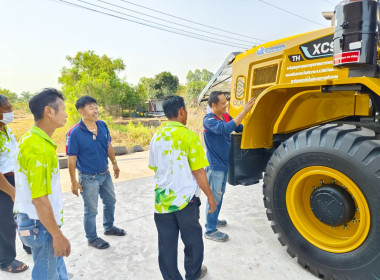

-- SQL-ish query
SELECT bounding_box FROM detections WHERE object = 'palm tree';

[20,91,32,102]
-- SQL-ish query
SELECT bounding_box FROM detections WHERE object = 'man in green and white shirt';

[149,95,217,280]
[0,95,29,273]
[14,126,63,226]
[14,88,71,280]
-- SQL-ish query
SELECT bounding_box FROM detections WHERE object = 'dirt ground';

[1,120,318,279]
[2,153,317,280]
[59,151,154,193]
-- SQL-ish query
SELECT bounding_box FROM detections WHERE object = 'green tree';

[20,91,33,102]
[186,69,213,83]
[0,88,18,104]
[58,51,132,123]
[138,77,155,99]
[139,71,179,99]
[185,69,213,105]
[175,84,186,98]
[118,83,147,112]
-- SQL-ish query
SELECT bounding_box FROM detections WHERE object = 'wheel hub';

[310,184,355,227]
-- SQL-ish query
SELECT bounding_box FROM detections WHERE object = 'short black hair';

[208,91,225,108]
[163,95,185,119]
[0,95,8,107]
[75,96,97,110]
[29,88,64,121]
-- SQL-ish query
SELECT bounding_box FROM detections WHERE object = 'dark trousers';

[0,176,16,266]
[154,197,204,280]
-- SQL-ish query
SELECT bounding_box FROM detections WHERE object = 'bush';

[109,120,165,148]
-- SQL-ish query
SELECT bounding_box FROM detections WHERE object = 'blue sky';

[0,0,336,94]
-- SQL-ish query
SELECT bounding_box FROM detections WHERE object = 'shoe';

[104,226,126,236]
[88,237,110,249]
[198,264,207,279]
[216,219,227,228]
[204,230,229,242]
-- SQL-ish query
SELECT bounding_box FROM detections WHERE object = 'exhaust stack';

[333,0,379,77]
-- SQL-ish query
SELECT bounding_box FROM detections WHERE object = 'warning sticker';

[333,51,360,65]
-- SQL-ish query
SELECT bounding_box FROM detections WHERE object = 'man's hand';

[52,232,71,257]
[7,186,15,202]
[71,181,83,196]
[113,163,120,179]
[243,97,256,113]
[33,195,71,257]
[207,196,217,213]
[0,174,16,201]
[192,168,216,211]
[233,97,256,126]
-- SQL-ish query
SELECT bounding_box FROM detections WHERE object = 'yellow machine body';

[229,27,375,149]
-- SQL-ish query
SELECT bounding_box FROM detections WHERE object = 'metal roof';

[197,52,241,104]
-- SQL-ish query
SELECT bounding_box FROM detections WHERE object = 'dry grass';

[9,111,71,154]
[186,107,205,139]
[8,107,206,153]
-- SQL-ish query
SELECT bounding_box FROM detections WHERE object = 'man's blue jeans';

[205,168,228,234]
[16,213,68,280]
[79,170,116,242]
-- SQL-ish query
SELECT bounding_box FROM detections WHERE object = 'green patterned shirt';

[149,121,209,213]
[13,126,63,226]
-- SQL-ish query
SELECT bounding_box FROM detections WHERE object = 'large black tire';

[263,124,380,280]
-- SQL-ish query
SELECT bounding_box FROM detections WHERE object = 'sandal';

[0,259,28,273]
[88,237,110,249]
[104,226,126,236]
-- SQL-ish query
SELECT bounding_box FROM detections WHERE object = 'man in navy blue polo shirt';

[66,96,125,250]
[203,91,255,242]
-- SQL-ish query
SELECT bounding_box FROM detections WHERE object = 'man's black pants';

[154,197,203,280]
[0,176,16,267]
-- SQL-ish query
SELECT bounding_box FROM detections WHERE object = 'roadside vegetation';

[9,107,205,154]
[2,50,210,152]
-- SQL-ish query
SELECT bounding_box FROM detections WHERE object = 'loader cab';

[198,52,241,105]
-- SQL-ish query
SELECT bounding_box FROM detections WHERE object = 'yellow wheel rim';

[286,166,370,253]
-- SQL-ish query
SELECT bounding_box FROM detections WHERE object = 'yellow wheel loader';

[199,0,380,279]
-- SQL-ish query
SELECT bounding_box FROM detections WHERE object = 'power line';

[117,0,267,42]
[52,0,251,49]
[257,0,326,27]
[75,0,252,48]
[97,0,260,45]
[322,0,336,6]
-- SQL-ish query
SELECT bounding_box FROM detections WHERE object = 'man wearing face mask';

[66,96,125,250]
[0,95,29,273]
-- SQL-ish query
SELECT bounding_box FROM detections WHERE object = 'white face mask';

[0,112,14,125]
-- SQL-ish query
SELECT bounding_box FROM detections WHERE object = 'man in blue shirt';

[203,91,255,242]
[66,96,125,250]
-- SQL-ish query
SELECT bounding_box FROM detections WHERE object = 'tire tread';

[262,124,380,280]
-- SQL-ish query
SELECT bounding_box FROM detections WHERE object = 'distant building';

[148,99,165,116]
